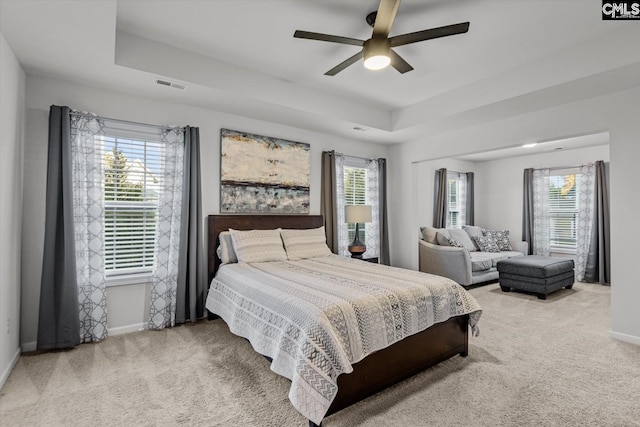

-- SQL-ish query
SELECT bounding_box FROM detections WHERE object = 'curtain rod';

[334,151,378,162]
[69,111,184,131]
[531,163,593,172]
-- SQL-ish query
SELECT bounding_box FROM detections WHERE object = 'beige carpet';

[2,282,639,427]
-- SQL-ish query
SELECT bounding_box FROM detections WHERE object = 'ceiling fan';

[293,0,470,76]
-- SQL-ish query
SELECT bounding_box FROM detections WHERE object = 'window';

[336,156,381,258]
[100,130,164,280]
[447,172,467,229]
[344,165,367,243]
[548,171,579,251]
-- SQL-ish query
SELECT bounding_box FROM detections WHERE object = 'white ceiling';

[1,0,639,148]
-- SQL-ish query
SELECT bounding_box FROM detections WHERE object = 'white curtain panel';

[335,154,349,256]
[365,159,381,258]
[148,128,185,329]
[575,163,596,281]
[532,169,551,256]
[70,112,108,343]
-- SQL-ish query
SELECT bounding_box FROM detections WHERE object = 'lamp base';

[348,244,366,259]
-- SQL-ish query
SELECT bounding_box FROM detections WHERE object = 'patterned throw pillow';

[229,228,288,263]
[280,227,332,260]
[216,231,238,264]
[482,229,512,251]
[445,236,465,248]
[472,235,501,253]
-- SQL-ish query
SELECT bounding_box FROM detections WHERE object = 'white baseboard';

[0,348,21,390]
[108,322,146,336]
[19,324,144,352]
[610,330,640,346]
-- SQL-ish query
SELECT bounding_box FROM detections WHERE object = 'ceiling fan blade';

[389,49,413,74]
[325,51,364,76]
[294,30,364,46]
[389,22,470,47]
[372,0,401,38]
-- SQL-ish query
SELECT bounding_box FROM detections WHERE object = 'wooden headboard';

[207,214,324,282]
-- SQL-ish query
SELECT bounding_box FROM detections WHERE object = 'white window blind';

[447,172,467,229]
[344,166,367,242]
[548,171,579,250]
[100,130,164,278]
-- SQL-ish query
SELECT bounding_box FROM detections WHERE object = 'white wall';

[0,33,25,388]
[388,87,640,345]
[21,75,390,349]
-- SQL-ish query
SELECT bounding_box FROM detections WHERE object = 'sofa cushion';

[471,258,492,272]
[472,235,500,252]
[448,228,477,252]
[420,226,440,244]
[471,251,506,266]
[483,229,512,251]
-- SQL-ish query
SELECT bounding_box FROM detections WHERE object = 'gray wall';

[0,33,25,387]
[20,74,390,349]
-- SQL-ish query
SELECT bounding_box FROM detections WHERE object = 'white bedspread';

[205,255,482,424]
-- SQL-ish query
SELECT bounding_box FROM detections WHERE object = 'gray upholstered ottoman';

[496,256,575,300]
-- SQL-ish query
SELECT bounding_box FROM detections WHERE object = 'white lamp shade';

[345,205,372,223]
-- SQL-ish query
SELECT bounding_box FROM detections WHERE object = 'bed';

[206,214,481,426]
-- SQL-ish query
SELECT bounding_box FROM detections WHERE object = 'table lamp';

[345,205,372,258]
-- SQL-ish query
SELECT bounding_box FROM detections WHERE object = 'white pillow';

[229,228,287,263]
[280,226,332,260]
[216,231,238,264]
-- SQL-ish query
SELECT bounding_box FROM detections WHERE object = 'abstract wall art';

[220,129,310,213]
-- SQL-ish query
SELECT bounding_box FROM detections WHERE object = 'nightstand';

[362,257,379,264]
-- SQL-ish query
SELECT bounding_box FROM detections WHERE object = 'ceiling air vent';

[155,79,187,90]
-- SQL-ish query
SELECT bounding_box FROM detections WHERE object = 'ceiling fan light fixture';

[364,54,390,70]
[363,38,391,70]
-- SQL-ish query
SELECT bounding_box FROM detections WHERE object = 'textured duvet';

[205,255,482,424]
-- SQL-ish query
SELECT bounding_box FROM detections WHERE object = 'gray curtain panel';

[321,151,339,253]
[584,160,611,285]
[37,105,81,350]
[377,158,390,265]
[176,126,206,323]
[433,168,448,228]
[522,168,534,255]
[466,172,475,226]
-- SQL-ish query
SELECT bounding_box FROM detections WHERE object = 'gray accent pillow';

[472,235,501,253]
[462,225,484,250]
[420,226,440,244]
[216,231,238,264]
[483,229,512,251]
[436,230,451,246]
[448,228,477,252]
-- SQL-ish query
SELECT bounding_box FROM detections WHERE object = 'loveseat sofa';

[419,225,528,287]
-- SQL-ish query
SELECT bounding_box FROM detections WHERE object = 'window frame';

[548,169,580,253]
[446,172,466,229]
[343,162,368,244]
[99,126,164,287]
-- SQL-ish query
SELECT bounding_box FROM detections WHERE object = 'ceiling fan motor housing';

[363,38,391,69]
